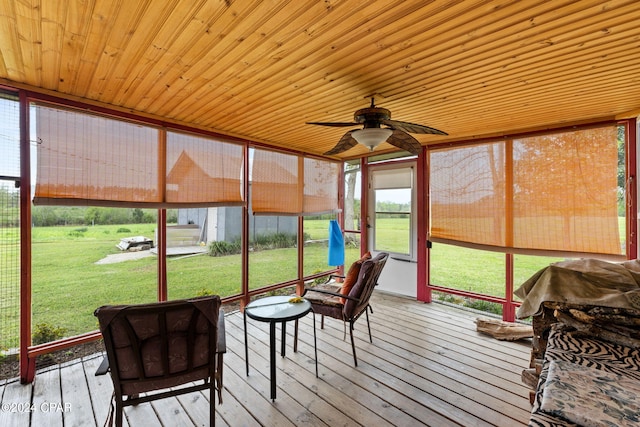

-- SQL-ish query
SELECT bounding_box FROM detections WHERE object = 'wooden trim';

[157,129,168,302]
[2,79,261,146]
[427,284,519,308]
[505,140,514,248]
[27,331,102,358]
[32,199,246,209]
[616,109,640,120]
[157,209,167,302]
[296,216,304,296]
[625,117,637,259]
[15,82,342,163]
[417,146,430,302]
[241,146,250,310]
[360,157,369,255]
[19,90,34,384]
[504,254,516,322]
[337,162,345,277]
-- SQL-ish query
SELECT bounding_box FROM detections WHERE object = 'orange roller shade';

[33,104,246,208]
[166,131,243,207]
[303,157,340,215]
[33,104,160,206]
[251,149,301,215]
[429,125,623,258]
[251,149,339,216]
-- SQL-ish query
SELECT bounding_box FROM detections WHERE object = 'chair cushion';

[304,283,344,319]
[339,252,371,303]
[305,283,343,307]
[111,308,211,380]
[95,296,221,397]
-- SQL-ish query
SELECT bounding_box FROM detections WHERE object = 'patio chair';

[301,252,389,366]
[94,296,224,427]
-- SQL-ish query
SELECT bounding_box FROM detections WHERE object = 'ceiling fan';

[307,98,447,156]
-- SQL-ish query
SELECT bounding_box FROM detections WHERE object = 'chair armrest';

[217,310,226,354]
[312,274,344,285]
[303,287,360,302]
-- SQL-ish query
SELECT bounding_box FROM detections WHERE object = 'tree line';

[30,206,178,227]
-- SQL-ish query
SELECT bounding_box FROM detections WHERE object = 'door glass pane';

[374,188,411,255]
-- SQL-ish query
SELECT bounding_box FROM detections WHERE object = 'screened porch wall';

[14,92,344,383]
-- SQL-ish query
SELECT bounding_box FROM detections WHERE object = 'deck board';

[0,293,533,426]
[61,357,96,426]
[82,356,123,426]
[32,366,63,427]
[0,379,32,427]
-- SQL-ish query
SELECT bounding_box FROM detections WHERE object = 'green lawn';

[10,221,357,348]
[0,216,626,349]
[430,243,563,298]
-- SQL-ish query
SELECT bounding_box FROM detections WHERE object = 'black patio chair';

[301,252,389,366]
[94,296,224,427]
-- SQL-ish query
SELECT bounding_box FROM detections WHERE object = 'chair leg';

[349,321,358,366]
[216,353,224,404]
[211,378,216,427]
[365,306,373,343]
[115,398,123,427]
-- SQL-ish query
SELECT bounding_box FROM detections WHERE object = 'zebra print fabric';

[528,325,640,426]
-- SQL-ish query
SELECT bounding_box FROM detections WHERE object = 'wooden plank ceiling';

[1,0,639,159]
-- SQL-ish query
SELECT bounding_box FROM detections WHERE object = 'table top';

[245,295,311,322]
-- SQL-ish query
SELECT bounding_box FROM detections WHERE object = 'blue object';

[328,220,345,266]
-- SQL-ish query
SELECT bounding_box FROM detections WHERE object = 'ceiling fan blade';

[323,130,358,155]
[386,130,423,155]
[307,121,359,127]
[382,119,447,135]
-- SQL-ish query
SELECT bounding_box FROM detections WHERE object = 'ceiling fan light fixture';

[352,128,393,151]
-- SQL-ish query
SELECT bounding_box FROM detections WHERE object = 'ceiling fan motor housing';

[354,107,391,129]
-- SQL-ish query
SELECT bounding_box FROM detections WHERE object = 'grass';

[429,243,564,298]
[11,221,357,348]
[0,216,626,349]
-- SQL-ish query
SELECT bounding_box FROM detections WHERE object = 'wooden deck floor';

[0,292,534,426]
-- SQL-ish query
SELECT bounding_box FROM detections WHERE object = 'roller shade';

[429,125,623,258]
[372,167,413,189]
[303,157,340,215]
[251,148,340,216]
[165,131,243,206]
[33,104,160,206]
[33,103,244,208]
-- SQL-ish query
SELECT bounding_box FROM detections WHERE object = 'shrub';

[32,323,67,345]
[465,299,503,315]
[435,292,503,315]
[208,240,241,257]
[344,235,360,248]
[253,232,297,250]
[67,227,88,237]
[117,227,131,233]
[435,293,465,305]
[313,275,329,285]
[196,288,214,297]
